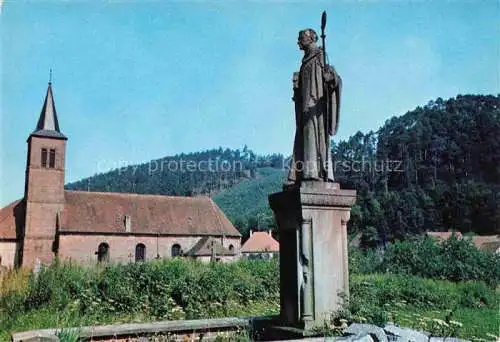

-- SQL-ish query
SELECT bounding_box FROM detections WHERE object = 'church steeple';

[23,81,68,266]
[32,82,66,140]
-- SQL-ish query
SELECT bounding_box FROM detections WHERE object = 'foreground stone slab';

[11,331,59,342]
[12,316,273,342]
[345,324,388,342]
[336,334,375,342]
[269,181,356,329]
[383,324,428,342]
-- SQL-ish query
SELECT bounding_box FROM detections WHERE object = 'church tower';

[22,82,67,266]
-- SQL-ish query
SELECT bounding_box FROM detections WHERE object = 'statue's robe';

[288,46,342,183]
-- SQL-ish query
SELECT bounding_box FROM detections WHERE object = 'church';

[0,83,242,268]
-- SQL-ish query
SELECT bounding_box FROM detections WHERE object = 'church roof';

[241,231,279,253]
[60,191,241,237]
[0,200,22,239]
[31,83,66,140]
[185,236,235,257]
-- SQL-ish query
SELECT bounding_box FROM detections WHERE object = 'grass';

[390,307,499,340]
[1,260,498,342]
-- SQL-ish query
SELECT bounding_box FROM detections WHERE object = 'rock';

[429,338,471,342]
[335,333,375,342]
[12,332,59,342]
[383,324,429,342]
[345,324,388,342]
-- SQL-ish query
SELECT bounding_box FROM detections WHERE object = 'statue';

[287,16,342,184]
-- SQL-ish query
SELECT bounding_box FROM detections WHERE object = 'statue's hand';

[323,66,336,83]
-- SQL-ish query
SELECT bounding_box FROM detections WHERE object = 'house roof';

[426,231,463,240]
[31,82,66,140]
[185,236,235,257]
[60,190,241,237]
[470,235,500,253]
[0,200,22,239]
[241,231,279,253]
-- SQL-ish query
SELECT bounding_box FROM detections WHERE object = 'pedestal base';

[269,181,356,330]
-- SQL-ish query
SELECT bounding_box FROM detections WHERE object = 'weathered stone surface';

[272,338,335,342]
[345,324,388,342]
[12,331,59,342]
[384,324,428,342]
[429,338,471,342]
[12,316,271,342]
[269,182,355,329]
[336,333,375,342]
[286,29,342,184]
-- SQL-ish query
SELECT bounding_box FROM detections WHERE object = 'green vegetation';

[65,146,284,199]
[338,95,500,245]
[1,238,499,341]
[0,259,280,341]
[349,235,500,286]
[213,167,283,236]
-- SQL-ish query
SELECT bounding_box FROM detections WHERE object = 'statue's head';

[298,29,318,51]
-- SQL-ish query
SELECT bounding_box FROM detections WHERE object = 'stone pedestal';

[269,181,356,330]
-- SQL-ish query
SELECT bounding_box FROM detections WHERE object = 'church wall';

[193,255,235,262]
[0,241,17,268]
[57,234,241,264]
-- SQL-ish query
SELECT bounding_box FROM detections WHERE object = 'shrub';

[0,258,280,328]
[351,236,500,286]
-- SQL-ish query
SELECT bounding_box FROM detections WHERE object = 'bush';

[351,236,500,286]
[0,258,280,329]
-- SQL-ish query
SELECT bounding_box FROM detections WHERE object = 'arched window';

[228,244,235,252]
[171,244,182,257]
[41,149,47,168]
[135,243,146,262]
[49,149,56,168]
[97,243,110,262]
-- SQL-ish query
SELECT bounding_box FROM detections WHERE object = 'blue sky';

[1,0,499,206]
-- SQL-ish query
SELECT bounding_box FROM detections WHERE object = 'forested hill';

[67,95,500,243]
[66,146,285,197]
[332,94,500,246]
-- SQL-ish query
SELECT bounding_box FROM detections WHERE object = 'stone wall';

[0,241,17,268]
[11,316,272,342]
[57,234,241,263]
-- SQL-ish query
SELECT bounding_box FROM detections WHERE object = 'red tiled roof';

[426,231,463,240]
[60,191,241,237]
[0,200,22,239]
[241,231,279,253]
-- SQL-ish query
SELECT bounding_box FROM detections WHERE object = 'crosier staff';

[321,11,330,181]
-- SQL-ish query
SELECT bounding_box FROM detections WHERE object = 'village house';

[0,83,241,268]
[470,235,500,254]
[426,231,500,254]
[426,231,463,241]
[240,230,279,259]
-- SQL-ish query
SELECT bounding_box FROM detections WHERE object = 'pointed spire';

[31,80,66,139]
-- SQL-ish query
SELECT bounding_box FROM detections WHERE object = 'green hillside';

[213,167,285,236]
